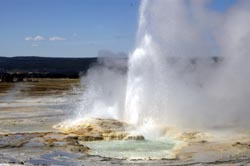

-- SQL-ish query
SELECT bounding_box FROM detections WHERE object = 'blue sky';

[0,0,235,57]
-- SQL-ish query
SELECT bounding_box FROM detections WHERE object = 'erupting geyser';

[76,0,250,132]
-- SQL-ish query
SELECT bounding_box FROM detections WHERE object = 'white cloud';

[25,36,33,41]
[33,35,45,41]
[25,35,45,41]
[25,35,66,41]
[49,36,66,41]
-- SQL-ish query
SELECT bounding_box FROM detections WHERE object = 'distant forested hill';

[0,57,98,80]
[0,57,97,73]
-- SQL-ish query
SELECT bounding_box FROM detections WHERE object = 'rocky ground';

[0,80,250,166]
[1,121,250,166]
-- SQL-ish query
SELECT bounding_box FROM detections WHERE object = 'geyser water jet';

[125,0,250,130]
[76,0,250,132]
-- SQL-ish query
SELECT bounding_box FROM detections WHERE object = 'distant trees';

[0,57,99,82]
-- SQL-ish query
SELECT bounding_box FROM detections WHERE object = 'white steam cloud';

[125,0,250,129]
[76,0,250,131]
[75,50,127,120]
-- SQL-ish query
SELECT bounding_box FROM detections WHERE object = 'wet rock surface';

[0,132,90,152]
[124,135,145,140]
[1,123,250,165]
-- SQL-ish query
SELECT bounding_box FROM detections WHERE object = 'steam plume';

[77,0,250,130]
